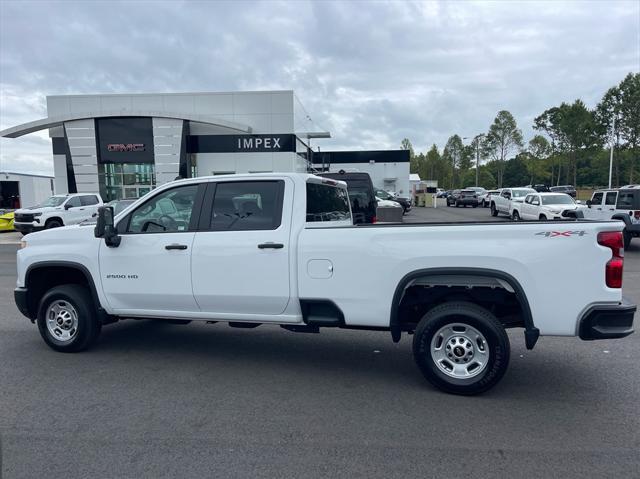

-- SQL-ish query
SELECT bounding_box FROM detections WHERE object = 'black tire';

[37,284,101,353]
[539,214,547,220]
[490,203,498,217]
[512,210,520,221]
[412,301,510,395]
[45,218,63,229]
[455,202,460,208]
[623,230,632,250]
[166,319,192,325]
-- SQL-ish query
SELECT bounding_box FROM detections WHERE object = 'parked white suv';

[582,187,640,248]
[14,193,103,234]
[511,192,581,221]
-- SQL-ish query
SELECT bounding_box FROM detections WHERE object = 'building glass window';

[99,163,156,202]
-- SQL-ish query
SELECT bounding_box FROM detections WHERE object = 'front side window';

[127,184,198,233]
[65,197,81,208]
[209,181,283,231]
[591,192,604,205]
[306,183,351,222]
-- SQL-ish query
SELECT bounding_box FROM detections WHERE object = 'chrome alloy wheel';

[430,323,489,379]
[46,300,79,343]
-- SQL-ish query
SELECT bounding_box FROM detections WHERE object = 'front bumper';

[13,222,39,234]
[14,287,33,319]
[578,297,636,340]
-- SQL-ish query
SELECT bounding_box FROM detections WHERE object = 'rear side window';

[81,195,99,206]
[605,192,618,206]
[209,181,283,231]
[591,192,603,205]
[306,183,351,222]
[617,192,638,209]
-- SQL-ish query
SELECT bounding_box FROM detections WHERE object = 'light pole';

[608,116,615,189]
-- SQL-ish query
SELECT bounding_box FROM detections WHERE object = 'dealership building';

[1,90,410,201]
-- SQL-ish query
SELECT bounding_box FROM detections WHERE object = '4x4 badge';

[535,231,587,237]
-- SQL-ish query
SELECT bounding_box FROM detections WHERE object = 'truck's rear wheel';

[512,210,520,221]
[490,203,498,217]
[37,285,101,352]
[412,301,510,395]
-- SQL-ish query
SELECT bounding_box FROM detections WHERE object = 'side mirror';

[64,203,72,210]
[94,206,121,247]
[586,200,592,207]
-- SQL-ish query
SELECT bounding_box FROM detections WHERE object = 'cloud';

[0,0,638,174]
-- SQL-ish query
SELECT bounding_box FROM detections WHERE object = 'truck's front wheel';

[37,285,101,353]
[412,302,510,395]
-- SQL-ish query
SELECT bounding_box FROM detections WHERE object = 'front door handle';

[258,242,284,249]
[165,244,188,250]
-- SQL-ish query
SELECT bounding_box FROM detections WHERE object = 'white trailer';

[0,172,54,210]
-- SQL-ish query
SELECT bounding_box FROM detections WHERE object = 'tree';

[424,144,442,181]
[534,100,601,187]
[524,135,552,184]
[443,135,464,188]
[400,138,415,158]
[483,111,523,187]
[614,73,639,183]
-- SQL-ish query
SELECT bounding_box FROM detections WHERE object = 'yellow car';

[0,210,15,231]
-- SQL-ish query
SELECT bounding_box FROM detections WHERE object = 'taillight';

[598,231,624,288]
[633,210,640,220]
[372,216,377,224]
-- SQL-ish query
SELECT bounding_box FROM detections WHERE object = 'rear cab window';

[306,180,352,226]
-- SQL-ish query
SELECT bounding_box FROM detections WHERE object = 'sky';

[0,0,638,176]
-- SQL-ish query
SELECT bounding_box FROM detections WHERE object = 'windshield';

[541,195,575,205]
[37,196,67,207]
[512,189,534,198]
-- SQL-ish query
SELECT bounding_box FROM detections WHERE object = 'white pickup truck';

[14,173,636,395]
[490,187,535,218]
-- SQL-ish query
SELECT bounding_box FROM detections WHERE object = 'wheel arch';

[390,267,539,349]
[611,213,632,227]
[24,261,105,322]
[44,216,64,226]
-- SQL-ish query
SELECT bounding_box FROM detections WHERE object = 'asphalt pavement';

[1,205,639,478]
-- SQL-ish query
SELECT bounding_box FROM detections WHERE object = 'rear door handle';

[165,244,188,250]
[258,242,284,249]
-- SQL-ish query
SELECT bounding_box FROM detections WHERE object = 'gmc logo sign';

[107,143,145,152]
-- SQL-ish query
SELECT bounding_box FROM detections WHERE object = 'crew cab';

[14,173,636,395]
[490,187,535,217]
[511,192,581,221]
[583,187,640,248]
[14,193,103,234]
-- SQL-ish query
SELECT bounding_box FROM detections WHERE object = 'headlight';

[20,240,27,249]
[33,212,42,217]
